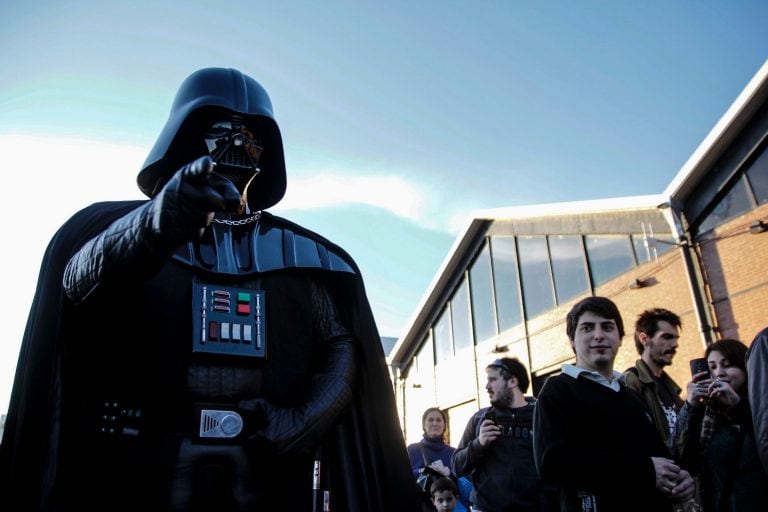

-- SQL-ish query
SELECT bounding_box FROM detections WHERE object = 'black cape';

[0,200,421,511]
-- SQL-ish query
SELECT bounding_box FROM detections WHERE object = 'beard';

[490,385,514,408]
[649,341,674,367]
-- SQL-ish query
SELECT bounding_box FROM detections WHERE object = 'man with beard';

[533,297,694,512]
[623,308,684,449]
[451,357,542,512]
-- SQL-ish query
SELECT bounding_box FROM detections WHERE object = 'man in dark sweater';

[452,357,541,512]
[533,296,695,512]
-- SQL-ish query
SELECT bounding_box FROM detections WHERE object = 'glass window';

[631,233,676,264]
[656,236,675,256]
[518,236,555,319]
[631,234,651,264]
[746,146,768,204]
[433,307,453,361]
[451,277,473,352]
[416,333,434,371]
[697,177,752,234]
[585,235,635,287]
[490,237,523,332]
[549,235,589,304]
[469,242,497,343]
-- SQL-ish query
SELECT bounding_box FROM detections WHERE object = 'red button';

[237,303,251,315]
[208,321,219,341]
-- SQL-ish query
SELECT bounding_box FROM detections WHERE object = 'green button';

[238,292,251,303]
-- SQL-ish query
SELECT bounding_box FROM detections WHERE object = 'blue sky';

[1,1,767,413]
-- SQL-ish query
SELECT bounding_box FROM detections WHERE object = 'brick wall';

[699,203,768,344]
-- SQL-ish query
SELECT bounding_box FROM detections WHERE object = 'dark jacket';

[675,399,768,511]
[624,359,683,447]
[534,373,672,512]
[452,399,541,512]
[747,327,768,474]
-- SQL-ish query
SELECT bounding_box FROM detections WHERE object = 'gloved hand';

[148,155,243,247]
[237,398,304,455]
[64,156,242,303]
[238,336,357,457]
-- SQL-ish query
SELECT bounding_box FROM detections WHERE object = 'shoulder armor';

[171,212,356,276]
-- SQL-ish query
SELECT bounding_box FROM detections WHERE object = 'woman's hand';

[429,459,451,477]
[686,372,712,407]
[707,378,741,408]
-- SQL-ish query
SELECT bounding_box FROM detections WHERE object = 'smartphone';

[483,410,497,425]
[689,358,709,378]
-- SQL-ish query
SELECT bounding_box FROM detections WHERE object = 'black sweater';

[533,373,672,512]
[452,401,540,511]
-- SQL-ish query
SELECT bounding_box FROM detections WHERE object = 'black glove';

[238,335,357,457]
[148,155,242,246]
[64,156,242,303]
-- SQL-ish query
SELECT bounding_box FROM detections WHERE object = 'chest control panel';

[192,281,266,359]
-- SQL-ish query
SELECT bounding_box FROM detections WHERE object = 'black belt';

[90,400,247,444]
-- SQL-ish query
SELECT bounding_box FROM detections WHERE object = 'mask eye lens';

[210,121,232,131]
[204,121,235,153]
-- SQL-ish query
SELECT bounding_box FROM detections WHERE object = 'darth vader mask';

[204,117,264,195]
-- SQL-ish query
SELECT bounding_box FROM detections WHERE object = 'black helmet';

[138,67,287,211]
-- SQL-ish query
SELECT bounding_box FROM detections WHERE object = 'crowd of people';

[413,297,768,512]
[0,66,765,512]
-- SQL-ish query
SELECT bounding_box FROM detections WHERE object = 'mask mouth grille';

[214,161,261,192]
[214,134,263,168]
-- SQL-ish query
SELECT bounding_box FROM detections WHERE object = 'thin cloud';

[1,133,468,235]
[277,168,471,235]
[279,173,423,218]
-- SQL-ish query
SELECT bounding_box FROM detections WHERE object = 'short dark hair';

[430,476,458,497]
[566,296,625,342]
[633,308,681,355]
[486,357,530,393]
[705,338,748,374]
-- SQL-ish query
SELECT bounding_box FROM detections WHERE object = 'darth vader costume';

[0,68,421,511]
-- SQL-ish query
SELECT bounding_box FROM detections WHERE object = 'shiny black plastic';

[138,68,287,212]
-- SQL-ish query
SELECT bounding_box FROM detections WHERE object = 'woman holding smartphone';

[675,339,768,511]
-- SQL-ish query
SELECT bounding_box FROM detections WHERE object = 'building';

[389,60,768,445]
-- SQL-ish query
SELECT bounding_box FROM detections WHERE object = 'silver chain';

[211,211,261,226]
